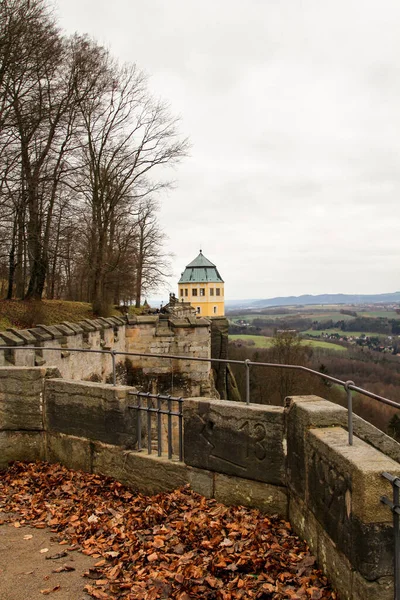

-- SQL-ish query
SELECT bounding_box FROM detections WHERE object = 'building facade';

[178,250,224,317]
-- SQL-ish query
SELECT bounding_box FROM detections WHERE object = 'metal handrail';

[1,344,400,446]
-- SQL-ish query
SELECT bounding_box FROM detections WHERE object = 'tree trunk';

[6,238,16,300]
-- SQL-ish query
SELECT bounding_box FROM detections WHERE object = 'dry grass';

[0,299,96,331]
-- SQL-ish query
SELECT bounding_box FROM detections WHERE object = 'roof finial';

[200,248,202,253]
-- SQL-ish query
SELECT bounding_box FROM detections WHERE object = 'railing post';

[137,395,142,452]
[167,396,173,459]
[178,399,183,462]
[245,359,251,405]
[345,380,355,445]
[147,393,152,455]
[111,350,116,386]
[157,395,162,457]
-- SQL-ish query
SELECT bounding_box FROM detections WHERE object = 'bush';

[16,300,47,328]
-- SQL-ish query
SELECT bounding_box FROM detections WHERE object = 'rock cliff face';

[210,317,241,402]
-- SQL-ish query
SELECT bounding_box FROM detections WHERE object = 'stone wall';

[0,314,218,398]
[125,314,216,397]
[0,317,127,378]
[0,369,399,600]
[286,396,400,600]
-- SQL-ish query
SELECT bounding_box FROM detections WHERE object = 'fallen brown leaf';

[0,461,336,600]
[40,585,60,595]
[52,565,75,573]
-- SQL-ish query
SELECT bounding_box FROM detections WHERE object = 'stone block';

[306,426,399,579]
[112,317,126,325]
[351,571,394,600]
[137,316,158,324]
[46,432,92,472]
[0,367,45,430]
[45,379,137,448]
[214,472,287,515]
[184,398,285,484]
[52,323,76,336]
[62,321,84,334]
[187,468,214,498]
[286,396,349,499]
[78,320,97,332]
[0,431,44,468]
[317,525,353,599]
[28,327,53,342]
[289,494,362,600]
[0,331,25,346]
[82,319,102,331]
[170,318,192,328]
[102,317,120,326]
[96,317,112,327]
[7,328,37,344]
[288,495,319,556]
[92,442,190,494]
[4,346,36,367]
[36,325,64,339]
[308,427,400,523]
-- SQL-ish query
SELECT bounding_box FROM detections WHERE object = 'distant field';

[359,311,399,319]
[229,334,347,352]
[229,334,273,347]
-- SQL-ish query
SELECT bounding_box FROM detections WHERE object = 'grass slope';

[0,299,96,331]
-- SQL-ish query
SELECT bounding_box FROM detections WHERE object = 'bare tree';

[133,199,171,307]
[74,58,187,312]
[0,1,187,309]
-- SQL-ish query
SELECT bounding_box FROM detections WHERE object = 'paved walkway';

[0,516,95,600]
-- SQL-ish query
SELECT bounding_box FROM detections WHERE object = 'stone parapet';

[0,314,217,396]
[286,395,400,598]
[45,379,137,448]
[0,373,399,599]
[0,367,48,431]
[184,398,285,485]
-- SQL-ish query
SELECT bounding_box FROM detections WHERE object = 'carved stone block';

[183,398,285,484]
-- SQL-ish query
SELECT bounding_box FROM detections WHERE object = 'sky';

[55,0,400,300]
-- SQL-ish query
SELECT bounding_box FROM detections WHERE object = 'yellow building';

[178,250,224,317]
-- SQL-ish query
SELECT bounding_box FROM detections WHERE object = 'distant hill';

[226,292,400,311]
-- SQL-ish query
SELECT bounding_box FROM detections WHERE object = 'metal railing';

[382,473,400,600]
[128,391,183,461]
[1,344,400,447]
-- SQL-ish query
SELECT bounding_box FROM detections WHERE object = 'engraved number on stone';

[239,420,250,457]
[239,421,267,461]
[254,423,267,461]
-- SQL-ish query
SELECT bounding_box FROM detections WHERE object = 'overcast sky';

[55,0,400,300]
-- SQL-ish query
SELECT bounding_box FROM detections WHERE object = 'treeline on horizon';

[0,0,188,313]
[230,315,400,338]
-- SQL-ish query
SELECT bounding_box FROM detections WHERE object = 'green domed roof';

[179,250,224,284]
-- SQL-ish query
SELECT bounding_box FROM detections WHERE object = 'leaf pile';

[0,462,336,599]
